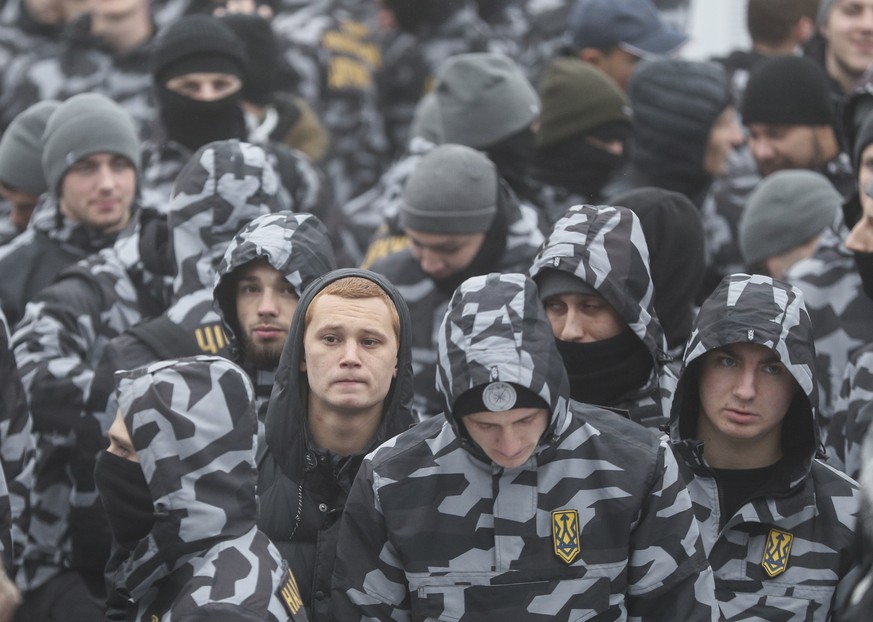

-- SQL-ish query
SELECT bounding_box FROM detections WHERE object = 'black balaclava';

[533,121,631,200]
[484,126,537,199]
[94,451,156,550]
[152,15,248,152]
[556,330,653,407]
[429,180,511,296]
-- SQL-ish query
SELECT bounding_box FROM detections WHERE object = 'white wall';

[681,0,751,61]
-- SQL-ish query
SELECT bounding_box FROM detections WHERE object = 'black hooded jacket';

[256,268,414,620]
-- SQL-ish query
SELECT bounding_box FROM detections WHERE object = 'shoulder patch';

[552,509,581,564]
[762,528,793,578]
[277,567,305,619]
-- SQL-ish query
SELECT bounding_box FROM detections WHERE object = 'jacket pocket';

[409,572,616,621]
[717,585,836,622]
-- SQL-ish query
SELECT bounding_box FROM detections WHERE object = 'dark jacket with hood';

[332,272,719,621]
[529,204,677,428]
[0,193,126,327]
[257,268,414,621]
[611,187,706,358]
[669,273,859,621]
[213,210,337,443]
[108,356,306,621]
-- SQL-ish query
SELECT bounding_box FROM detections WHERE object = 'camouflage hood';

[168,139,287,300]
[436,273,573,454]
[113,356,260,599]
[669,274,820,473]
[528,204,674,406]
[264,268,414,482]
[213,211,337,355]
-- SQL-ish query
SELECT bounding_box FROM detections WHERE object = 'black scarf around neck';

[556,330,653,407]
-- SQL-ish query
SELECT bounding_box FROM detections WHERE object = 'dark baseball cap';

[569,0,687,58]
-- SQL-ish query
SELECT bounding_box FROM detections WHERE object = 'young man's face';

[406,229,486,281]
[462,407,548,469]
[235,259,298,369]
[822,0,873,89]
[746,123,835,177]
[703,106,744,177]
[543,292,626,343]
[59,152,135,234]
[696,342,797,460]
[302,294,398,418]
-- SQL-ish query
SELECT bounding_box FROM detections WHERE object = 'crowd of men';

[1,0,873,619]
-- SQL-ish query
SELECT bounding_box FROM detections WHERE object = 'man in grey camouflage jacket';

[213,210,337,441]
[97,355,308,621]
[0,93,141,328]
[529,203,677,428]
[368,144,544,418]
[270,0,390,207]
[0,0,156,140]
[669,272,860,620]
[332,272,719,621]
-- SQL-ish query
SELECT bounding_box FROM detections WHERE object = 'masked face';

[94,412,155,550]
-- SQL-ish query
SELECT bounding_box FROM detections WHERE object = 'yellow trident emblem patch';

[552,509,581,564]
[762,528,793,578]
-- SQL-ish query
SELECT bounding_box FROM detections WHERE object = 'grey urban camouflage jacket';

[0,308,33,572]
[11,206,168,591]
[109,356,306,621]
[528,204,677,428]
[0,193,123,327]
[833,422,873,622]
[369,182,544,418]
[0,20,155,139]
[669,273,860,621]
[258,268,414,620]
[785,223,873,434]
[826,342,873,480]
[270,0,390,206]
[332,272,719,621]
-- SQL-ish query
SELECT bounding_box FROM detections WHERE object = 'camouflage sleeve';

[626,440,719,622]
[828,348,873,480]
[11,275,105,435]
[332,459,412,621]
[0,310,34,570]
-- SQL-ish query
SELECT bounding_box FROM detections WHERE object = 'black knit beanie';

[741,55,833,126]
[151,15,246,86]
[218,12,278,106]
[629,58,731,180]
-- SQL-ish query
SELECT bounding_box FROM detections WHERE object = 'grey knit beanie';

[739,170,841,266]
[436,53,540,149]
[0,100,59,195]
[399,144,498,234]
[42,93,140,194]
